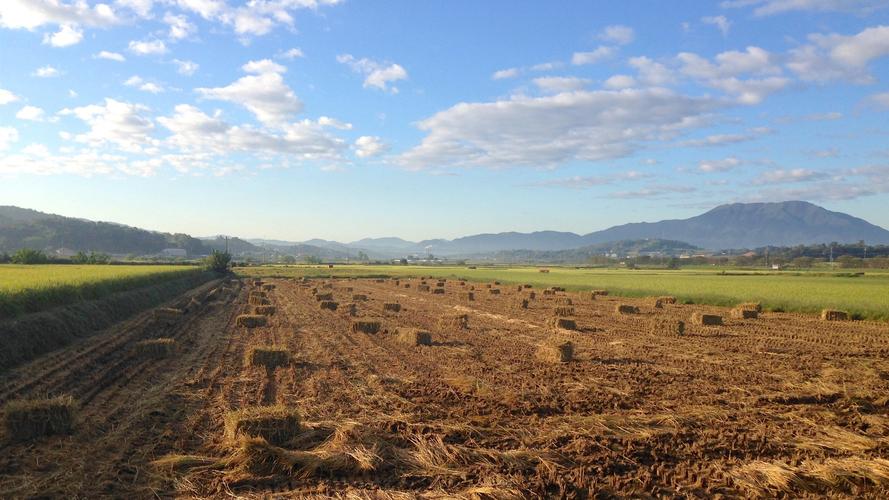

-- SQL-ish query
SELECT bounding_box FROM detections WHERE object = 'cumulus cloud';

[788,25,889,83]
[0,88,19,105]
[116,0,155,18]
[698,156,742,172]
[32,65,60,77]
[173,58,198,75]
[676,47,788,103]
[354,135,388,158]
[174,0,342,37]
[164,12,196,40]
[721,0,889,16]
[196,59,303,126]
[756,168,829,184]
[571,46,616,65]
[0,127,18,150]
[124,75,165,93]
[337,54,408,93]
[603,74,637,89]
[95,50,125,61]
[532,76,590,93]
[16,105,46,121]
[599,25,634,45]
[397,88,720,170]
[679,127,772,147]
[128,38,167,55]
[42,23,82,47]
[628,56,675,85]
[492,67,520,80]
[869,91,889,108]
[280,47,304,59]
[702,15,731,37]
[0,0,118,30]
[59,98,157,153]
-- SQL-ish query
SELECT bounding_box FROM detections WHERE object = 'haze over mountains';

[1,201,888,260]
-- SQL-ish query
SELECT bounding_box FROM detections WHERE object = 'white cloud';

[33,65,60,77]
[599,25,634,45]
[173,0,342,37]
[354,136,388,158]
[0,0,119,30]
[336,54,408,93]
[42,23,82,47]
[398,88,719,169]
[603,74,637,89]
[0,127,18,151]
[95,50,125,62]
[530,61,563,71]
[533,76,590,93]
[123,75,165,93]
[757,168,828,184]
[492,67,520,80]
[164,12,195,40]
[698,156,742,172]
[708,76,791,104]
[0,88,19,105]
[173,58,198,75]
[128,38,167,55]
[678,47,780,79]
[196,59,302,126]
[788,25,889,83]
[680,127,772,147]
[702,15,731,37]
[59,98,157,153]
[721,0,889,16]
[870,91,889,107]
[628,56,675,85]
[571,46,616,65]
[116,0,155,18]
[280,47,304,59]
[16,105,45,121]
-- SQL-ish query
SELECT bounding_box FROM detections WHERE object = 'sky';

[1,0,889,242]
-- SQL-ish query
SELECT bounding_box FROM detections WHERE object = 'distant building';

[54,247,78,258]
[161,248,187,258]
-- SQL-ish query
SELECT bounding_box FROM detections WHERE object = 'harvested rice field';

[1,276,888,498]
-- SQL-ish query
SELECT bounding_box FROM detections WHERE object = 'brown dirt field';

[1,277,889,498]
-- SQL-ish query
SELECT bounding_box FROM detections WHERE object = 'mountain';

[0,206,208,256]
[488,239,700,263]
[580,201,889,249]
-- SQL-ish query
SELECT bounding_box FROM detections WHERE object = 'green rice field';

[0,264,203,319]
[237,264,889,321]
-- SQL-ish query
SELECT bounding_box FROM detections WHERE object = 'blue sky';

[1,0,889,242]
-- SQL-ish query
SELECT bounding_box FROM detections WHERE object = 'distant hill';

[488,239,700,263]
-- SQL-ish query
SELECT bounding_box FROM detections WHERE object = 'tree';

[357,251,369,262]
[72,251,111,264]
[204,250,232,273]
[11,248,48,264]
[304,255,323,265]
[281,255,296,264]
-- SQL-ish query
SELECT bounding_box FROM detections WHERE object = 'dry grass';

[591,290,609,296]
[248,295,270,306]
[246,346,290,372]
[396,328,433,346]
[463,292,475,301]
[236,314,268,328]
[440,314,469,330]
[2,396,76,442]
[315,293,334,302]
[536,342,574,363]
[650,318,685,336]
[738,302,762,312]
[691,312,723,326]
[352,294,368,301]
[731,307,758,319]
[731,457,889,496]
[554,306,575,316]
[134,338,176,359]
[352,320,382,334]
[224,406,302,447]
[657,296,677,304]
[488,289,500,295]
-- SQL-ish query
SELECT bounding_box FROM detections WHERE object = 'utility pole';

[225,236,229,253]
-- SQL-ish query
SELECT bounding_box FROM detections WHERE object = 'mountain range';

[1,201,888,260]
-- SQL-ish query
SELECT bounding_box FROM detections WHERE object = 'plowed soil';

[1,277,888,498]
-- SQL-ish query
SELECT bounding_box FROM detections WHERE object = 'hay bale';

[403,283,411,288]
[554,306,575,316]
[615,304,639,315]
[432,288,445,295]
[516,285,523,292]
[247,347,290,371]
[315,293,333,301]
[489,289,501,295]
[652,298,664,309]
[738,302,763,312]
[551,286,565,292]
[650,318,685,336]
[249,295,270,306]
[557,298,573,305]
[352,294,368,301]
[730,308,758,319]
[249,290,267,299]
[252,279,264,287]
[320,301,338,311]
[383,303,401,313]
[417,285,431,292]
[821,309,849,321]
[346,303,358,316]
[591,290,609,296]
[527,291,536,300]
[657,296,677,305]
[539,269,550,273]
[542,290,556,296]
[154,307,184,323]
[462,292,475,301]
[134,338,175,359]
[236,314,268,328]
[254,305,276,316]
[436,282,446,287]
[691,312,723,326]
[224,406,300,447]
[396,328,432,346]
[352,320,381,334]
[2,396,76,441]
[261,284,276,291]
[440,314,469,330]
[520,299,529,309]
[536,342,573,363]
[550,317,577,330]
